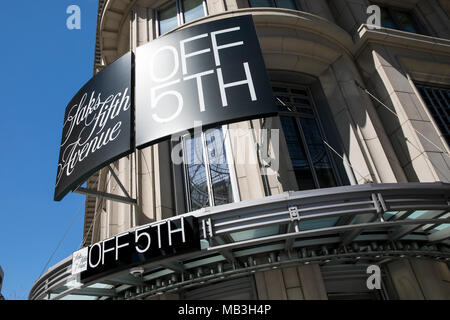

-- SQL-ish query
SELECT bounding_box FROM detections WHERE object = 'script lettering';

[56,88,130,186]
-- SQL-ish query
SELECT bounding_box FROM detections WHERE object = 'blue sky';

[0,1,98,299]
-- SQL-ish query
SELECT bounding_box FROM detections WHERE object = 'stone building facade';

[30,0,450,300]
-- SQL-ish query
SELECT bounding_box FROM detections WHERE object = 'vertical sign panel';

[54,52,133,201]
[135,15,276,148]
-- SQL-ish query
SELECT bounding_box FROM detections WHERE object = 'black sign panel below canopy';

[54,52,133,201]
[135,15,277,149]
[72,216,201,283]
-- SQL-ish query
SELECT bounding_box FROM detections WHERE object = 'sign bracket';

[73,164,138,206]
[74,187,137,206]
[108,164,131,199]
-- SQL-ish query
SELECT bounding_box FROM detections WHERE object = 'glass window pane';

[292,97,310,105]
[394,10,419,33]
[383,211,397,221]
[407,210,427,219]
[185,135,210,210]
[407,210,444,220]
[205,128,233,206]
[280,116,315,190]
[298,217,339,231]
[349,214,365,224]
[299,118,337,188]
[275,0,297,10]
[415,84,450,147]
[275,95,293,112]
[431,224,449,232]
[380,7,397,29]
[230,226,279,242]
[291,88,308,95]
[182,0,205,23]
[158,2,178,35]
[60,295,99,300]
[272,86,289,93]
[422,213,450,232]
[249,0,273,7]
[297,107,314,115]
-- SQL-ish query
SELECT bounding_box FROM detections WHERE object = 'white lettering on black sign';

[75,216,200,282]
[54,53,133,201]
[55,17,276,201]
[135,15,276,148]
[57,89,129,182]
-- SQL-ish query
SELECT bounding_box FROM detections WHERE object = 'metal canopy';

[30,182,450,300]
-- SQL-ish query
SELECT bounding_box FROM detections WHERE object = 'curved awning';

[30,182,450,300]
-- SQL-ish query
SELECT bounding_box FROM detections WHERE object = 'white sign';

[72,247,89,275]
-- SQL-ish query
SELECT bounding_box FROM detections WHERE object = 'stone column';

[206,0,227,15]
[320,54,407,184]
[387,258,450,300]
[95,0,178,240]
[132,1,176,223]
[254,264,328,300]
[229,121,267,201]
[361,45,450,182]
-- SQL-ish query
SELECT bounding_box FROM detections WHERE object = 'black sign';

[54,53,133,201]
[72,216,200,283]
[135,15,276,148]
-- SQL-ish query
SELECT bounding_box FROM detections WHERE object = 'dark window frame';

[373,3,427,35]
[273,82,341,190]
[415,82,450,149]
[155,0,208,36]
[248,0,300,11]
[180,127,236,212]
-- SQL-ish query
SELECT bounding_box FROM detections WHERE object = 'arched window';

[415,83,450,148]
[156,0,207,36]
[248,0,300,10]
[273,83,339,190]
[181,127,236,212]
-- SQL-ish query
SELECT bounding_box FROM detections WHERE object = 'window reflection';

[158,0,206,36]
[183,127,233,211]
[158,2,178,35]
[248,0,298,9]
[230,226,280,242]
[248,0,272,7]
[280,117,315,190]
[299,118,336,188]
[276,84,338,190]
[379,5,423,34]
[395,10,419,33]
[185,135,210,210]
[415,84,450,147]
[276,0,297,10]
[380,7,396,29]
[298,217,340,231]
[182,0,205,23]
[205,129,233,206]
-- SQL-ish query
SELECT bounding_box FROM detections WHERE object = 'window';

[181,127,235,211]
[274,84,338,190]
[377,5,424,34]
[156,0,207,36]
[158,1,178,36]
[182,0,205,23]
[248,0,299,10]
[415,83,450,148]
